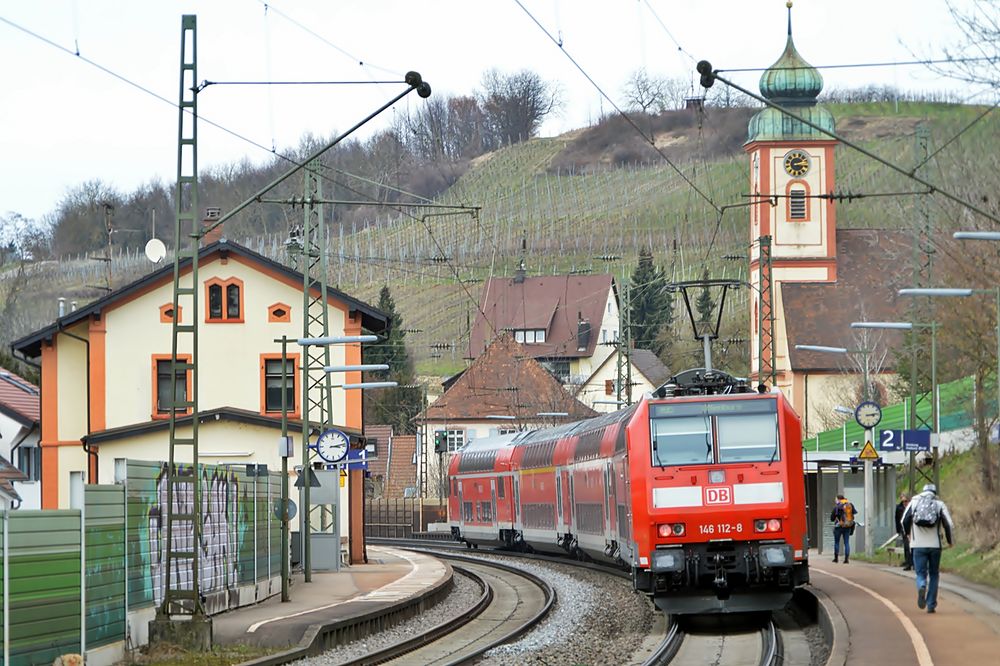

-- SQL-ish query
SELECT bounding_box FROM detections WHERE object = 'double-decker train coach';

[447,369,809,614]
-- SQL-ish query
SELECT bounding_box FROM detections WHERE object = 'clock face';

[315,429,349,463]
[854,401,883,429]
[783,150,811,177]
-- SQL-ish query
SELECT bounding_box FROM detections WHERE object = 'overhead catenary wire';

[716,55,1000,73]
[700,63,1000,226]
[512,0,721,215]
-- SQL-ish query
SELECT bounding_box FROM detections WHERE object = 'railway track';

[369,538,822,666]
[334,551,554,665]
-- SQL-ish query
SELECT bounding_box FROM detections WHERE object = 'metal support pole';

[279,336,290,602]
[702,335,713,372]
[864,428,874,558]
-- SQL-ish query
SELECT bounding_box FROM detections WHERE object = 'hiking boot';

[918,586,927,609]
[843,558,850,564]
[833,556,839,563]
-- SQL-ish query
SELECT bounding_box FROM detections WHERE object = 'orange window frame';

[260,353,301,417]
[151,354,193,420]
[204,277,245,323]
[268,302,291,323]
[785,180,811,222]
[159,302,183,323]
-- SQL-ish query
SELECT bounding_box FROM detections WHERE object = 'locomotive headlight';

[754,519,782,533]
[657,523,685,537]
[708,470,726,484]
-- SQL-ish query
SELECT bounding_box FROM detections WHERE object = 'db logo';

[705,486,733,505]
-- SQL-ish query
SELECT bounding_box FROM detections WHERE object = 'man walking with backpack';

[830,494,856,563]
[902,484,955,614]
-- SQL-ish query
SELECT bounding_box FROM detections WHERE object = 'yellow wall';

[56,322,88,441]
[101,255,349,430]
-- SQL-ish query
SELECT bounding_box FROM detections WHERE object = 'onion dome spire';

[746,2,835,144]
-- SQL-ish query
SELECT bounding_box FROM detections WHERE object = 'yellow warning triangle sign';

[858,440,879,460]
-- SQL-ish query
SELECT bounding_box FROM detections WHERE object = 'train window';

[498,479,505,498]
[717,413,779,463]
[650,415,713,466]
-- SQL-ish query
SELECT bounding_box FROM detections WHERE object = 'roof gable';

[0,370,40,425]
[12,240,387,358]
[467,274,615,360]
[426,333,596,422]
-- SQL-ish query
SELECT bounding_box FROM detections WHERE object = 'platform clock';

[854,401,883,429]
[314,428,350,463]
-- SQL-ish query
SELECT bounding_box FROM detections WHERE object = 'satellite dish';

[144,238,166,264]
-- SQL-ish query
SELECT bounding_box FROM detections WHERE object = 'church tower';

[747,2,837,395]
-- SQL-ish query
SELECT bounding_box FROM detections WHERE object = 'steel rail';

[334,564,493,666]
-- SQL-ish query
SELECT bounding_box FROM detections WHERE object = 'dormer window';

[205,277,244,322]
[514,329,546,344]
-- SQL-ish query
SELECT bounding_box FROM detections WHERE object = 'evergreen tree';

[695,268,716,330]
[363,285,424,434]
[628,247,673,356]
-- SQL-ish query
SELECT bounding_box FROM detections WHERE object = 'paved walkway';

[810,553,1000,666]
[213,546,449,649]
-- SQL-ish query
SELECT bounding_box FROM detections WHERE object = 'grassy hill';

[5,102,999,378]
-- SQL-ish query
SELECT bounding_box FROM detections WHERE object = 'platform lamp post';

[952,230,1000,427]
[323,363,395,575]
[851,320,939,496]
[900,286,1000,489]
[294,334,380,580]
[795,343,876,556]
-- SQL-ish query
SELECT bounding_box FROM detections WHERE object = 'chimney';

[58,297,66,318]
[201,206,224,245]
[514,259,526,284]
[71,300,78,312]
[577,314,591,352]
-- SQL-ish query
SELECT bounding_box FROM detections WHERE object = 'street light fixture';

[954,231,1000,241]
[833,405,854,415]
[797,342,876,557]
[899,287,1000,427]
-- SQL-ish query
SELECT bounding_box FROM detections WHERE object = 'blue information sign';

[346,447,369,470]
[879,429,931,452]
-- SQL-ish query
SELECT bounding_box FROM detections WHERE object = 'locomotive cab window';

[649,399,779,465]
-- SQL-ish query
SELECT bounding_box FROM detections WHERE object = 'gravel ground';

[804,622,830,666]
[296,570,481,665]
[474,555,654,666]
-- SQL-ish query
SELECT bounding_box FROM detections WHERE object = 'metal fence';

[364,499,447,539]
[0,459,284,665]
[804,374,990,452]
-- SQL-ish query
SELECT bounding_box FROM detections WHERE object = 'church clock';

[783,150,811,177]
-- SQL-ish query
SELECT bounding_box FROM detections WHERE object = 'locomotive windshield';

[649,398,779,466]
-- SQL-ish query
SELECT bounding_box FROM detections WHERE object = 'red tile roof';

[0,454,28,501]
[0,370,40,426]
[425,333,596,423]
[468,274,615,360]
[362,424,418,498]
[783,229,911,371]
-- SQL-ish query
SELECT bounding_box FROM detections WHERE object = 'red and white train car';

[448,371,809,614]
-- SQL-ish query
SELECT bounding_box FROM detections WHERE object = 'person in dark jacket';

[894,493,913,570]
[830,494,856,563]
[902,484,955,614]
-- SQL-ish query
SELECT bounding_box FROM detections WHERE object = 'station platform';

[213,546,450,650]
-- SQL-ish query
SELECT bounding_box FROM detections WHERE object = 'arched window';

[786,180,811,222]
[205,277,244,322]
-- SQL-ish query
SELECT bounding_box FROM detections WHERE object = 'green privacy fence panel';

[123,460,280,614]
[804,374,989,452]
[85,485,125,650]
[6,510,82,666]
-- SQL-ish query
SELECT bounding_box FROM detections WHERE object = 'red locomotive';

[447,368,809,614]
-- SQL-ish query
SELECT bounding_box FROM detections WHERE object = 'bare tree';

[622,69,688,113]
[478,69,561,146]
[932,0,1000,87]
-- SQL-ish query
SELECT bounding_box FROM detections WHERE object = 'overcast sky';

[0,0,979,221]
